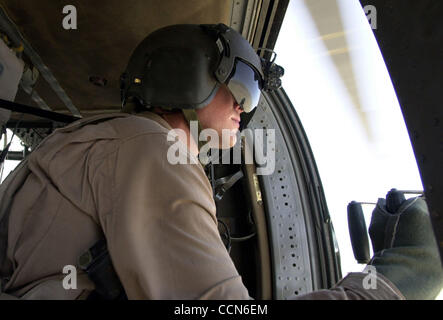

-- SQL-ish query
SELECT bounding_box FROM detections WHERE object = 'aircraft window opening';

[275,0,429,287]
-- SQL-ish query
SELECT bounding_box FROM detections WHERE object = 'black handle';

[386,188,406,213]
[347,201,371,264]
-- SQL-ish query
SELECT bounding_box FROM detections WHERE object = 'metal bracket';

[214,170,244,202]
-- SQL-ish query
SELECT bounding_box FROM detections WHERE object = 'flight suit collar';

[136,111,173,131]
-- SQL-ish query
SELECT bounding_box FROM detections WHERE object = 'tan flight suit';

[0,111,404,300]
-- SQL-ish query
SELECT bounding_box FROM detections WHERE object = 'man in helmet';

[0,24,441,300]
[119,24,265,153]
[0,23,274,300]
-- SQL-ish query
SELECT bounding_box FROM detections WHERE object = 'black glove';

[368,196,443,300]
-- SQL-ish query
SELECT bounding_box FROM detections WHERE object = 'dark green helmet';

[120,23,266,113]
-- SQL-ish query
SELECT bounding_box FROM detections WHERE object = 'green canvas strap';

[181,109,205,152]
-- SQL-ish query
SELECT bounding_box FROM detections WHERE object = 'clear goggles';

[226,60,262,113]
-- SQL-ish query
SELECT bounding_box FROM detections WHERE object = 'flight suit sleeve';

[91,133,250,299]
[89,132,404,300]
[294,273,405,300]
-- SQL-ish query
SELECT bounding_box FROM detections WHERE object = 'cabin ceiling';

[0,0,235,118]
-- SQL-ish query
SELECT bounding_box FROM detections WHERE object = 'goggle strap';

[181,109,206,154]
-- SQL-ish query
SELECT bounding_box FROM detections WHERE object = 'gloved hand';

[368,196,443,300]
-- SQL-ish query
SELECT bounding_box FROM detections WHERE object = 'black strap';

[214,170,244,202]
[181,109,205,152]
[78,239,127,300]
[0,98,81,124]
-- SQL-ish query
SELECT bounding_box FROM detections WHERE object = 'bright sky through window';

[274,0,437,296]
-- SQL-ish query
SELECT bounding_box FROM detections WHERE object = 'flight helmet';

[120,23,271,114]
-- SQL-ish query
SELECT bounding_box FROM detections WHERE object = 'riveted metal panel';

[247,96,313,299]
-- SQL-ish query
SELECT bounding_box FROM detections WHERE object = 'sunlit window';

[0,128,22,183]
[275,0,423,280]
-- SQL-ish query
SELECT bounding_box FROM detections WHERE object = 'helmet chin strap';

[181,109,205,155]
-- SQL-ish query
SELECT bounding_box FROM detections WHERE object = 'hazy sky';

[275,0,423,275]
